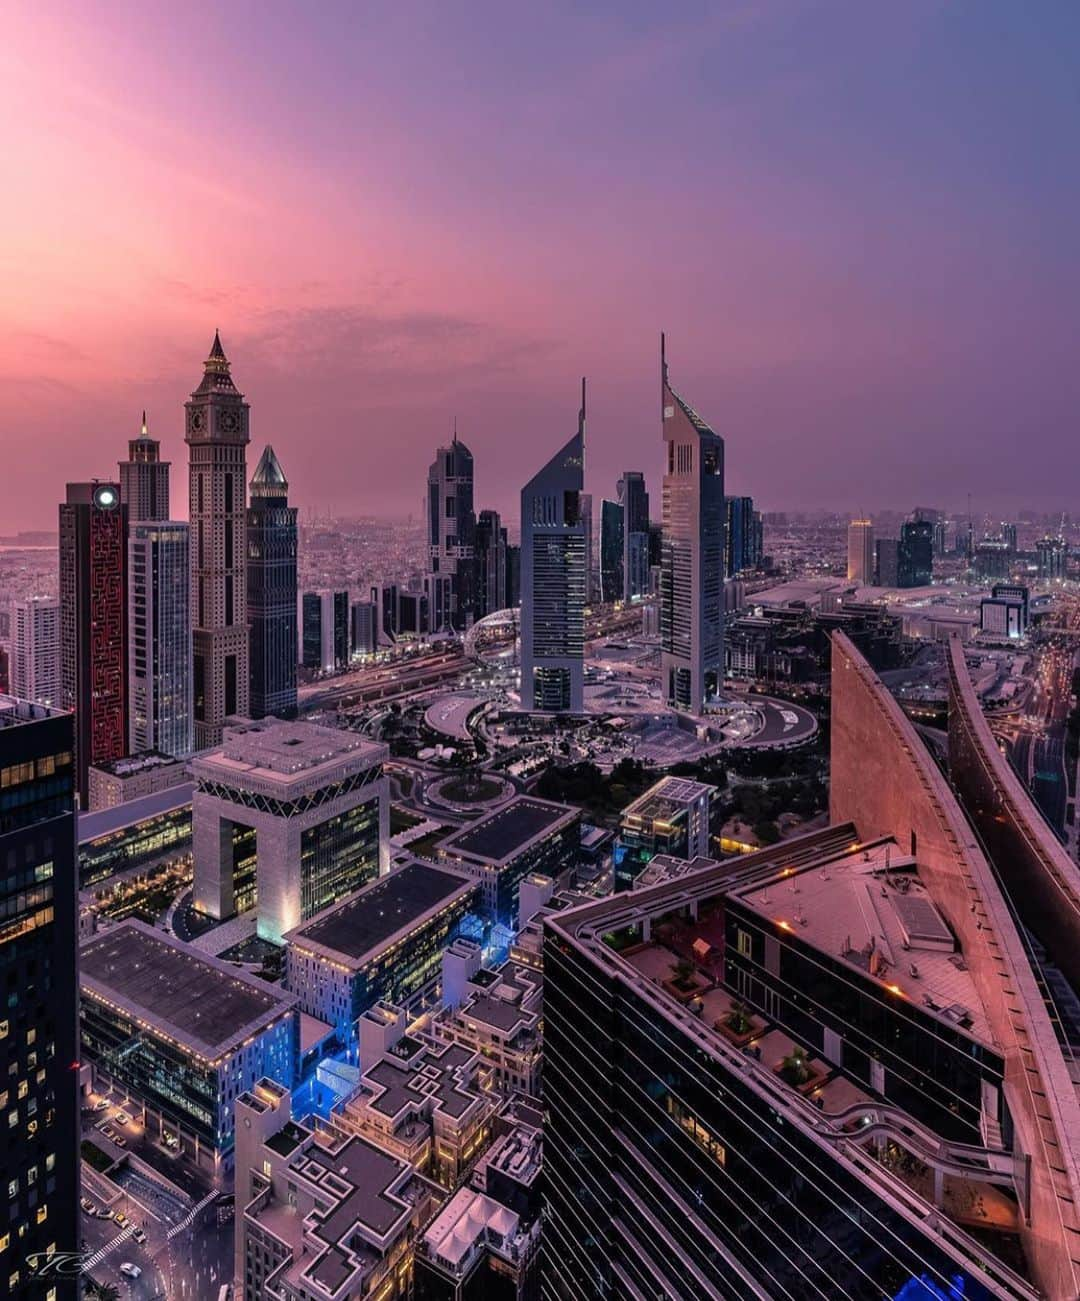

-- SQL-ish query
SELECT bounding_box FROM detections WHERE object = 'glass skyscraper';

[247,445,298,720]
[128,521,192,757]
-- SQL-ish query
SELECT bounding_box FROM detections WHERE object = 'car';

[119,1263,142,1280]
[79,1196,96,1214]
[115,1111,131,1126]
[132,1228,147,1245]
[114,1212,129,1228]
[93,1099,109,1112]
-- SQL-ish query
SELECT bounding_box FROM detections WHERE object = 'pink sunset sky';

[2,1,1079,530]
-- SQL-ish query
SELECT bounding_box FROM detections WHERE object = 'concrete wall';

[830,631,1080,1300]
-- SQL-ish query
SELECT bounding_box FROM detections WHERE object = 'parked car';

[114,1212,129,1228]
[119,1263,141,1280]
[132,1228,147,1245]
[79,1197,96,1214]
[93,1099,109,1112]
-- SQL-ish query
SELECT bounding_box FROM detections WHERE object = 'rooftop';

[286,858,475,968]
[0,696,66,730]
[80,919,294,1060]
[362,1039,480,1122]
[78,782,194,843]
[437,796,579,866]
[192,719,385,794]
[422,1188,520,1269]
[90,749,184,779]
[621,775,715,824]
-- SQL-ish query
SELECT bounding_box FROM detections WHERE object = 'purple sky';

[2,1,1079,530]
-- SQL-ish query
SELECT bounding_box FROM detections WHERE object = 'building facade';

[192,719,388,943]
[186,332,250,748]
[599,497,623,604]
[428,436,477,631]
[0,699,79,1294]
[898,518,934,587]
[660,339,725,714]
[10,597,61,710]
[614,775,715,891]
[128,520,192,757]
[846,518,875,583]
[247,445,298,720]
[118,411,170,523]
[725,494,763,578]
[59,481,127,804]
[301,590,349,673]
[520,382,586,713]
[475,509,507,620]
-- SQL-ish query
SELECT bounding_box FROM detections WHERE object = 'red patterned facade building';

[59,481,128,803]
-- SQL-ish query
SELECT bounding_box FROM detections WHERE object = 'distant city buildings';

[846,518,875,583]
[350,598,379,656]
[579,490,595,604]
[1037,535,1067,580]
[725,494,763,577]
[875,536,900,586]
[599,496,623,603]
[898,517,934,587]
[247,445,298,720]
[10,596,60,709]
[475,508,507,618]
[59,480,127,802]
[427,435,476,630]
[118,410,170,523]
[300,589,349,673]
[0,697,79,1283]
[620,470,650,599]
[520,381,586,712]
[128,519,192,757]
[660,338,724,714]
[186,332,250,748]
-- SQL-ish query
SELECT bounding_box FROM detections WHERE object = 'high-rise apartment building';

[599,497,623,602]
[474,509,507,619]
[59,481,127,803]
[660,338,724,714]
[118,410,170,523]
[247,446,298,720]
[620,471,650,600]
[10,598,61,710]
[0,698,79,1292]
[520,381,586,713]
[846,518,875,583]
[427,436,476,630]
[128,521,192,758]
[186,332,250,748]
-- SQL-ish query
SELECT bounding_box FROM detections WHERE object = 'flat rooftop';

[437,796,578,866]
[90,750,183,779]
[622,776,714,823]
[78,782,194,844]
[81,919,294,1060]
[0,696,66,729]
[364,1040,479,1121]
[192,719,385,792]
[286,859,475,968]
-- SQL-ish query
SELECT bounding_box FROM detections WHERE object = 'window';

[736,929,753,958]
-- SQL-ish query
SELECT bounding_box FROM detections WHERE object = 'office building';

[186,331,250,748]
[128,520,192,757]
[428,435,476,630]
[614,775,715,890]
[726,494,763,578]
[301,590,349,673]
[86,750,187,812]
[1037,535,1067,580]
[192,719,388,943]
[660,338,725,714]
[372,582,400,645]
[283,859,478,1044]
[80,920,297,1175]
[10,597,61,710]
[974,539,1011,580]
[981,597,1025,639]
[846,518,875,583]
[0,699,78,1292]
[599,497,623,603]
[520,381,586,713]
[59,481,127,803]
[247,445,298,721]
[423,572,453,635]
[436,795,580,926]
[504,544,521,609]
[475,509,508,618]
[898,518,934,587]
[351,599,379,657]
[118,410,170,523]
[875,536,900,586]
[620,471,650,600]
[235,1078,444,1301]
[580,491,595,605]
[77,781,193,889]
[993,582,1029,625]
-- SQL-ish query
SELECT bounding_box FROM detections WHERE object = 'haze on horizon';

[2,0,1078,532]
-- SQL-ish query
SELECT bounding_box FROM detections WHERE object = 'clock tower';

[186,331,251,748]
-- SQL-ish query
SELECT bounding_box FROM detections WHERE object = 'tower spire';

[579,376,586,438]
[205,330,230,375]
[661,331,668,386]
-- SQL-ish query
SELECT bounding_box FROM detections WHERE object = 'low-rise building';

[235,1078,443,1301]
[78,780,193,888]
[86,748,189,811]
[80,919,297,1176]
[614,775,715,890]
[436,796,580,926]
[284,858,478,1045]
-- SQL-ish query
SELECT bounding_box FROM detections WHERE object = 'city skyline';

[4,3,1080,531]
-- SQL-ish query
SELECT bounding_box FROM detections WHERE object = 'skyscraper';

[247,446,298,720]
[118,410,170,523]
[0,697,79,1291]
[620,471,650,600]
[301,591,349,673]
[59,481,127,803]
[875,536,900,587]
[10,597,61,709]
[128,521,192,758]
[660,338,724,714]
[846,518,875,583]
[725,495,764,577]
[1037,535,1067,580]
[427,435,476,630]
[520,380,586,713]
[599,497,623,603]
[186,332,250,748]
[475,509,507,618]
[579,491,595,605]
[898,518,934,587]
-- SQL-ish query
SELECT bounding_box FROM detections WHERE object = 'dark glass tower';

[427,435,476,630]
[474,509,507,618]
[898,519,934,588]
[619,470,650,599]
[599,497,623,602]
[58,482,127,804]
[0,698,78,1293]
[247,446,298,720]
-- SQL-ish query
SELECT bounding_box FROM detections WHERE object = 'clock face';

[188,409,204,434]
[218,409,240,435]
